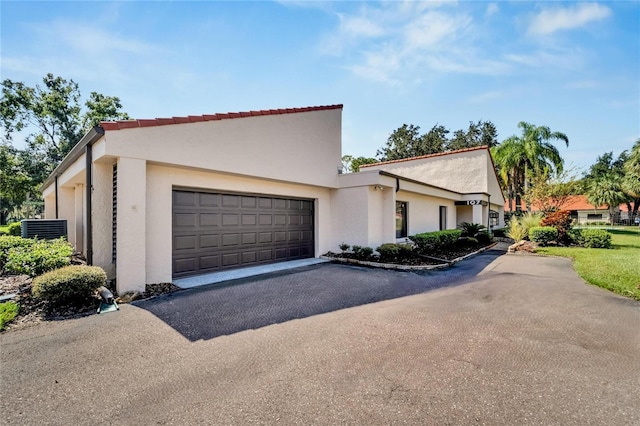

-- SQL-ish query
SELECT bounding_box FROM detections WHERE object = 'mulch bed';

[0,274,181,332]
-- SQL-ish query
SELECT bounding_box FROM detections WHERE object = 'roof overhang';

[41,126,105,190]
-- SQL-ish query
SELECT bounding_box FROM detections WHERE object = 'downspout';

[487,193,491,234]
[396,177,400,193]
[55,175,59,219]
[85,144,93,265]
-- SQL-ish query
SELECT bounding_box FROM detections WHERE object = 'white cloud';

[485,3,499,18]
[466,90,506,104]
[528,3,612,36]
[404,12,469,49]
[339,14,385,38]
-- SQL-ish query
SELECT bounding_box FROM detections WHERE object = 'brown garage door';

[172,189,314,278]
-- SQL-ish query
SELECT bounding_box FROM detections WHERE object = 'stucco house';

[41,104,505,294]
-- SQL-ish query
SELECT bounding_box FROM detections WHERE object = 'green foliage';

[492,228,507,238]
[341,155,378,173]
[8,222,21,236]
[4,237,73,276]
[541,210,572,244]
[529,226,558,246]
[456,236,479,246]
[474,231,492,245]
[506,219,527,241]
[351,245,374,261]
[457,222,486,237]
[0,301,19,331]
[338,243,350,252]
[409,229,462,253]
[376,243,413,263]
[577,229,612,249]
[0,235,33,270]
[32,265,106,309]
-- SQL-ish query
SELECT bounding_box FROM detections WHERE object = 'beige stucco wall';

[397,190,456,235]
[142,163,333,290]
[102,108,342,189]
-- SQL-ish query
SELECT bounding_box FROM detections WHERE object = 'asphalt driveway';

[1,247,639,425]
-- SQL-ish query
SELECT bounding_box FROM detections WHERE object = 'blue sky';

[2,1,638,173]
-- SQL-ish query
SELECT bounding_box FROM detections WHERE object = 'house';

[41,104,505,294]
[504,195,624,224]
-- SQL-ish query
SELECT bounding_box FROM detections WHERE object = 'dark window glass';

[396,201,407,238]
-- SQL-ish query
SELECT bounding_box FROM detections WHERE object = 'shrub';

[520,213,543,237]
[567,228,584,246]
[0,229,6,236]
[409,229,462,253]
[474,231,492,245]
[541,210,573,244]
[5,238,73,276]
[506,219,527,242]
[579,229,612,249]
[376,243,413,263]
[529,226,558,246]
[32,265,106,309]
[8,222,21,236]
[492,228,507,238]
[456,237,479,247]
[0,301,19,331]
[0,236,34,271]
[457,222,486,237]
[351,245,374,261]
[339,243,350,253]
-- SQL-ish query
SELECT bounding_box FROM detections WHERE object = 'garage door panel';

[174,213,196,228]
[200,234,219,248]
[199,213,219,227]
[174,235,197,251]
[173,189,314,278]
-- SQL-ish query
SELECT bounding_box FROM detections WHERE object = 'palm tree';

[492,122,569,211]
[587,175,628,224]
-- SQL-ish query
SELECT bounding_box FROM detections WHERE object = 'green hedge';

[529,226,558,246]
[3,237,73,276]
[32,265,106,309]
[572,228,612,249]
[376,243,413,263]
[409,229,462,252]
[351,245,374,261]
[8,222,21,236]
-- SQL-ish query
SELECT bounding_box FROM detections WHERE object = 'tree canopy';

[0,73,129,223]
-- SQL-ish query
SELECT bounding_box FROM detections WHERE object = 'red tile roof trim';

[99,104,343,131]
[360,145,490,168]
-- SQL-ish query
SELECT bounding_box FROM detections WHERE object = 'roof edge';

[41,126,105,190]
[361,145,489,169]
[100,104,344,131]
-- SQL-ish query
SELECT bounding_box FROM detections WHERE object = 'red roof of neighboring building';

[99,104,343,131]
[504,195,614,212]
[360,146,490,168]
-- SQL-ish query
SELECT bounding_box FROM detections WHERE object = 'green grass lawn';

[0,225,9,233]
[536,226,640,300]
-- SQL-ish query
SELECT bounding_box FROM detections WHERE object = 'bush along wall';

[409,229,462,253]
[573,229,612,249]
[3,237,73,276]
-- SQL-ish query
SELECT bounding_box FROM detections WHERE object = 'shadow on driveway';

[135,248,504,341]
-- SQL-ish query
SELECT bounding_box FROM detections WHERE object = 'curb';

[322,242,500,272]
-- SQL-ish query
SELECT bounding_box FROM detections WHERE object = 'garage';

[172,189,315,278]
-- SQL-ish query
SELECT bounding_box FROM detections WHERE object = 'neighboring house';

[41,104,505,294]
[503,195,620,223]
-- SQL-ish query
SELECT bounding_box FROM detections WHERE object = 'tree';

[492,122,569,212]
[523,169,581,213]
[1,73,129,172]
[376,124,448,161]
[587,175,628,223]
[0,144,33,224]
[341,155,378,173]
[0,74,130,222]
[585,149,639,215]
[446,120,498,151]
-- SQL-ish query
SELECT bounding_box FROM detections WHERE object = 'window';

[439,206,447,230]
[489,210,499,227]
[587,213,603,220]
[396,201,407,238]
